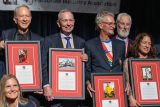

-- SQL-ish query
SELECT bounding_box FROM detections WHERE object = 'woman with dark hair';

[124,32,156,107]
[131,32,156,58]
[0,74,36,107]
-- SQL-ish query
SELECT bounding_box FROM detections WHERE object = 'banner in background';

[1,0,120,14]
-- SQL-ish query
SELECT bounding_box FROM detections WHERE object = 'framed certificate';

[91,72,128,107]
[49,48,85,99]
[129,58,160,106]
[5,41,42,91]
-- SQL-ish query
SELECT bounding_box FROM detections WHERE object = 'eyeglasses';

[102,22,115,26]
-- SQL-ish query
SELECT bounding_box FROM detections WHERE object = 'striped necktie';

[101,42,113,66]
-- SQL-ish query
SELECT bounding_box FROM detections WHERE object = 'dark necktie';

[64,37,71,48]
[16,34,28,40]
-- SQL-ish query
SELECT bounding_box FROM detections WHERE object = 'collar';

[14,30,31,40]
[101,39,111,43]
[60,33,73,39]
[16,30,30,37]
[116,35,128,42]
[100,35,111,43]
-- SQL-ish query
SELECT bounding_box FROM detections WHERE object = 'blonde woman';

[0,74,36,107]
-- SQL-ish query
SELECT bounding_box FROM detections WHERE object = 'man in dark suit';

[0,5,43,43]
[85,11,125,100]
[42,9,87,107]
[115,12,133,57]
[0,4,44,106]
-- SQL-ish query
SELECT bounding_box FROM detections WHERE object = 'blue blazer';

[42,33,85,85]
[85,37,125,80]
[18,100,36,107]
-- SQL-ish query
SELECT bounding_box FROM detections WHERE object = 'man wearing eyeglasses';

[85,11,125,104]
[42,9,87,107]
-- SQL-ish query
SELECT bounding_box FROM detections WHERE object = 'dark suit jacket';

[0,60,5,79]
[127,38,134,57]
[0,28,43,77]
[85,37,125,80]
[42,33,85,85]
[0,28,43,41]
[115,35,133,58]
[19,100,36,107]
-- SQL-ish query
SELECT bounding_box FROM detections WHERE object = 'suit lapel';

[112,39,116,65]
[8,29,16,40]
[30,31,38,40]
[56,33,64,48]
[95,37,111,67]
[30,32,35,40]
[73,35,79,48]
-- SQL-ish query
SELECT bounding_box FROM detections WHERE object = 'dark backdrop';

[0,0,160,43]
[120,0,160,44]
[0,11,97,40]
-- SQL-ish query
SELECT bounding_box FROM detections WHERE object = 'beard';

[117,28,130,38]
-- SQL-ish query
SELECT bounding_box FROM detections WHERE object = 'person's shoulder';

[45,33,59,40]
[30,31,42,38]
[154,44,160,48]
[154,44,160,52]
[112,38,125,46]
[86,36,99,44]
[27,100,36,107]
[73,34,84,40]
[19,100,36,107]
[2,28,16,33]
[112,38,124,43]
[112,38,126,52]
[73,34,85,42]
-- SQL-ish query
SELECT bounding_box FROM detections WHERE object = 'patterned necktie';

[64,37,71,48]
[16,34,28,40]
[101,42,113,66]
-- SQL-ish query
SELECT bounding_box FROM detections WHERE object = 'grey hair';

[116,13,132,25]
[95,11,114,31]
[14,4,31,17]
[58,9,74,20]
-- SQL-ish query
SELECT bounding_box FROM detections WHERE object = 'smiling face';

[99,15,115,36]
[57,11,75,36]
[13,6,32,32]
[117,15,131,38]
[4,78,20,101]
[138,35,151,56]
